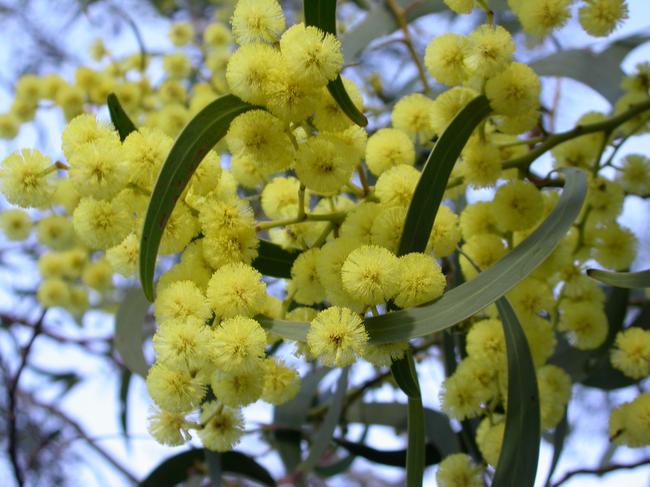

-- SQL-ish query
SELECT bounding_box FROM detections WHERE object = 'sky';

[1,1,650,486]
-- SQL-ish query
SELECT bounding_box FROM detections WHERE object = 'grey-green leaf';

[492,298,540,487]
[530,35,649,104]
[587,268,650,289]
[253,240,299,279]
[114,287,150,377]
[139,94,256,301]
[260,170,587,344]
[304,0,368,126]
[341,0,446,62]
[300,368,349,473]
[107,93,137,141]
[398,95,491,256]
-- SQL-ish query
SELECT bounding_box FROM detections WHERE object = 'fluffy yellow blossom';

[0,149,56,208]
[279,23,343,86]
[579,0,629,37]
[211,369,264,406]
[211,316,267,373]
[341,245,399,305]
[465,25,514,78]
[147,409,192,446]
[198,401,244,452]
[146,362,206,413]
[0,209,31,241]
[291,248,326,305]
[261,359,301,405]
[391,93,436,143]
[307,306,368,367]
[611,328,650,379]
[436,453,483,487]
[485,62,541,117]
[225,43,281,104]
[492,180,544,232]
[231,0,285,45]
[393,253,446,308]
[425,33,470,86]
[206,263,266,319]
[374,164,420,208]
[72,197,131,250]
[154,280,212,325]
[365,128,415,176]
[558,301,608,350]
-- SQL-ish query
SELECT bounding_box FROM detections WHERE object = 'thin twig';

[551,457,650,487]
[19,390,138,485]
[6,309,47,487]
[385,0,430,93]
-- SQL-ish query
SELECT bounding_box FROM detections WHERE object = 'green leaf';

[118,369,131,444]
[530,35,650,104]
[114,287,150,377]
[333,438,442,467]
[260,169,587,344]
[341,0,446,62]
[391,352,424,487]
[205,451,222,487]
[140,449,276,487]
[398,95,491,256]
[344,402,460,457]
[107,93,137,141]
[492,298,540,487]
[304,0,368,127]
[544,411,568,487]
[300,368,349,473]
[252,240,299,279]
[139,94,255,301]
[587,268,650,289]
[273,368,331,475]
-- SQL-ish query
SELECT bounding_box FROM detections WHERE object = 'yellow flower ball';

[341,245,400,306]
[611,327,650,379]
[307,306,368,367]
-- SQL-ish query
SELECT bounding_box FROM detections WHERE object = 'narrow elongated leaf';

[139,95,255,301]
[107,93,137,141]
[114,287,150,377]
[140,449,276,487]
[341,0,446,61]
[531,35,649,104]
[492,298,540,487]
[259,169,587,343]
[345,402,460,457]
[273,368,331,474]
[587,268,650,289]
[304,0,368,127]
[118,369,131,444]
[253,240,299,279]
[333,438,441,467]
[205,451,222,487]
[391,352,424,487]
[300,368,349,473]
[398,95,491,256]
[544,411,568,487]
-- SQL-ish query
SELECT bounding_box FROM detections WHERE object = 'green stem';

[502,99,650,171]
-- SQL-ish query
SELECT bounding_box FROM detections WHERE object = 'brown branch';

[6,309,47,487]
[551,457,650,487]
[19,390,138,484]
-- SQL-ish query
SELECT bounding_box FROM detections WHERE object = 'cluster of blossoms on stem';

[1,0,650,479]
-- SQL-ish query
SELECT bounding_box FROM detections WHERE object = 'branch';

[551,457,650,487]
[6,309,47,487]
[19,390,138,485]
[502,99,650,171]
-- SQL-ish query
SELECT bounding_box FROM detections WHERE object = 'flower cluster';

[1,0,649,472]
